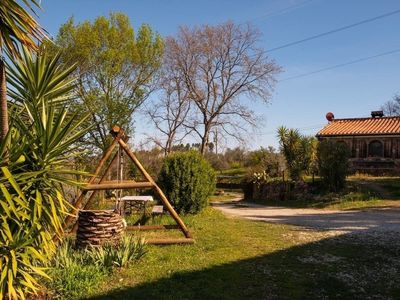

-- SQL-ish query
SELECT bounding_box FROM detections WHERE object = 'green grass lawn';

[209,190,242,202]
[86,208,400,300]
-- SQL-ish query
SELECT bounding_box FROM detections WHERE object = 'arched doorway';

[368,140,383,157]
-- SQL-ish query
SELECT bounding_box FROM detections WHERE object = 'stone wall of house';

[318,136,400,174]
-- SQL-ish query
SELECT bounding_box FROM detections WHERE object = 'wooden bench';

[151,205,164,222]
[151,205,164,215]
[120,195,153,215]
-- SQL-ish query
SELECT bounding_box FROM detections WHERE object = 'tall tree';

[381,94,400,116]
[165,22,281,155]
[146,61,191,155]
[0,0,46,142]
[48,13,164,153]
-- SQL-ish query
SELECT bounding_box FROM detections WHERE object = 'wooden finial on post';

[110,125,129,141]
[110,125,122,137]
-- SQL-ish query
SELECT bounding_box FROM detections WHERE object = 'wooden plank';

[126,224,179,231]
[83,181,154,190]
[146,238,195,245]
[118,139,192,239]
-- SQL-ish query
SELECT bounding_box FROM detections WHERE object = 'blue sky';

[39,0,400,149]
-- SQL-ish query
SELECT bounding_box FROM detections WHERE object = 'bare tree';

[146,69,191,155]
[381,94,400,116]
[165,21,281,155]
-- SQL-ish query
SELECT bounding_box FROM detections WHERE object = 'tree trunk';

[200,127,210,155]
[0,57,9,142]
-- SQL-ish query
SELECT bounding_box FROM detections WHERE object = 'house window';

[368,140,383,157]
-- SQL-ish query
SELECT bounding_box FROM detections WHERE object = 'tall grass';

[46,236,146,299]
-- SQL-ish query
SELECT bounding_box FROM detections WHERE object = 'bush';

[158,151,216,214]
[317,140,350,191]
[245,146,285,178]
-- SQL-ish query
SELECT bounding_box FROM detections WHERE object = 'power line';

[267,8,400,52]
[251,0,315,22]
[280,48,400,81]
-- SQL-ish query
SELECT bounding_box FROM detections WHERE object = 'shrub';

[245,146,285,178]
[158,151,216,214]
[317,140,350,191]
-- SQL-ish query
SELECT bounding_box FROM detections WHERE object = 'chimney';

[371,111,384,118]
[326,112,334,122]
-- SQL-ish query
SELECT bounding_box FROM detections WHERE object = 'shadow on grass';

[88,229,400,300]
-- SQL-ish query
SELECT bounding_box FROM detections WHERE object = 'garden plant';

[158,151,216,214]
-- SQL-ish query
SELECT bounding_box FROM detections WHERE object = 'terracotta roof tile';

[316,117,400,137]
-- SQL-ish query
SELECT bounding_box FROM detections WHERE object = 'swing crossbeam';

[83,181,154,190]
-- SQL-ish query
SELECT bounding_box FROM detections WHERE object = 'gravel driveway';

[212,201,400,232]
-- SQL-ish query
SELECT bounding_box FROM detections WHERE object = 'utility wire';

[251,0,315,22]
[267,8,400,52]
[280,48,400,81]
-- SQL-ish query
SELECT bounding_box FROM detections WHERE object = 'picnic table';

[119,195,154,215]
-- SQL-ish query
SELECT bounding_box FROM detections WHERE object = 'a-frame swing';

[63,126,194,245]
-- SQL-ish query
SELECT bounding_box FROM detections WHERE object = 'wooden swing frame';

[63,126,194,245]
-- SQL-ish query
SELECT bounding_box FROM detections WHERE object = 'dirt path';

[212,200,400,232]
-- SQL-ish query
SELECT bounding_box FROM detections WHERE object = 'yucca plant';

[0,49,90,299]
[0,167,52,299]
[87,235,147,269]
[0,0,47,141]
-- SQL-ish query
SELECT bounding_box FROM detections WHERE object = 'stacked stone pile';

[76,210,123,248]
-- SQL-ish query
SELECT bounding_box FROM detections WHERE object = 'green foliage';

[158,151,216,214]
[251,170,269,187]
[277,126,316,181]
[245,146,285,178]
[0,0,46,57]
[317,140,350,191]
[87,235,147,269]
[50,264,105,300]
[0,49,89,299]
[47,236,146,299]
[46,13,164,153]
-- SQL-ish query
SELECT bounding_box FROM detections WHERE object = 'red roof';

[316,117,400,137]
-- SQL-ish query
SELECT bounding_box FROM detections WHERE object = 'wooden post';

[70,152,119,233]
[63,137,120,229]
[118,138,192,239]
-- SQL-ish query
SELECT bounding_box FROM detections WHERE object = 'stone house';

[316,111,400,174]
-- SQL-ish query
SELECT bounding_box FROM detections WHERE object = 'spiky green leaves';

[0,49,90,299]
[0,0,47,58]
